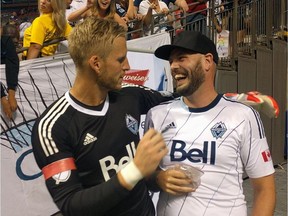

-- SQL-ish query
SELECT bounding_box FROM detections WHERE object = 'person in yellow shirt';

[23,0,72,60]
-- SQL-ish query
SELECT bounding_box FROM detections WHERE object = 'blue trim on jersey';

[251,108,265,139]
[186,94,222,113]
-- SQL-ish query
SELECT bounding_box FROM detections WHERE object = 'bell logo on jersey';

[99,142,136,181]
[170,140,216,165]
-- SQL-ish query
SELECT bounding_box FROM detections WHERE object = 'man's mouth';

[174,74,187,81]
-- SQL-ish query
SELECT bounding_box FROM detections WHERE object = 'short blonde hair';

[68,17,126,68]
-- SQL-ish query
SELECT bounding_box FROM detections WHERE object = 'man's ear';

[88,55,101,74]
[204,53,213,71]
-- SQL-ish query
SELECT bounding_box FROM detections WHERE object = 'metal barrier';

[127,0,287,69]
[18,0,287,66]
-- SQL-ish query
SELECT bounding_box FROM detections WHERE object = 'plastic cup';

[168,164,204,189]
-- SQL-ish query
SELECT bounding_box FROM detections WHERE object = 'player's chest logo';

[126,114,138,135]
[210,121,227,139]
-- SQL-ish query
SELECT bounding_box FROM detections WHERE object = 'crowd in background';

[0,0,286,62]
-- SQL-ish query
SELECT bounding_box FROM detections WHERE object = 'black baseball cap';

[155,31,219,64]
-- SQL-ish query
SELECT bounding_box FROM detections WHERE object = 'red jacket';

[186,0,207,15]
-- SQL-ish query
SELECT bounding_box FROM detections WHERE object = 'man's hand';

[1,96,13,119]
[156,169,195,195]
[134,128,168,177]
[118,128,168,190]
[175,0,189,12]
[8,89,17,112]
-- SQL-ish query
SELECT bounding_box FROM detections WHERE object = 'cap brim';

[155,45,181,60]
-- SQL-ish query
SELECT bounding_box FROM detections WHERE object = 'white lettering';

[99,142,137,181]
[99,156,118,181]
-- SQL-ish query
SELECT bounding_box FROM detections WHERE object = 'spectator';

[19,16,32,39]
[68,0,128,30]
[66,0,93,22]
[115,0,155,39]
[22,0,72,60]
[8,11,19,26]
[134,0,188,14]
[139,0,174,35]
[1,31,19,119]
[116,0,138,20]
[185,0,208,35]
[71,0,87,9]
[2,24,20,50]
[209,0,223,33]
[31,17,172,216]
[65,0,87,26]
[145,30,276,216]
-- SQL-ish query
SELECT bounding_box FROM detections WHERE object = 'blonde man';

[31,17,174,215]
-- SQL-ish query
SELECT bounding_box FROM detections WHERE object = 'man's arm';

[4,36,19,111]
[250,174,276,216]
[67,1,93,22]
[32,111,167,216]
[174,0,189,12]
[119,128,168,190]
[126,0,138,19]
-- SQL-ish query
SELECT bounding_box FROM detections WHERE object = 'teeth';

[174,74,186,80]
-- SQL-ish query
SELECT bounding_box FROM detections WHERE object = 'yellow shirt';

[23,13,72,57]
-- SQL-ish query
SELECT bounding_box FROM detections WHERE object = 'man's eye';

[118,57,126,63]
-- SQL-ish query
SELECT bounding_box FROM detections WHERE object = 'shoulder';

[35,95,72,129]
[159,1,169,7]
[149,98,179,113]
[1,36,15,54]
[32,15,51,26]
[134,0,143,6]
[221,95,261,120]
[65,22,73,33]
[1,35,10,45]
[113,84,157,96]
[139,0,150,6]
[121,83,156,92]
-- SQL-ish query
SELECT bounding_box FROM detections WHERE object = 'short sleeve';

[30,17,46,45]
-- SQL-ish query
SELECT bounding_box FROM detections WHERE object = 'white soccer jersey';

[145,94,275,216]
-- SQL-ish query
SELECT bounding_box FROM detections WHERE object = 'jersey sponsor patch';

[100,142,136,181]
[170,140,216,165]
[211,121,227,139]
[42,157,76,180]
[261,149,272,162]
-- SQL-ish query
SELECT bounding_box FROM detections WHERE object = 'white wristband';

[120,161,143,188]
